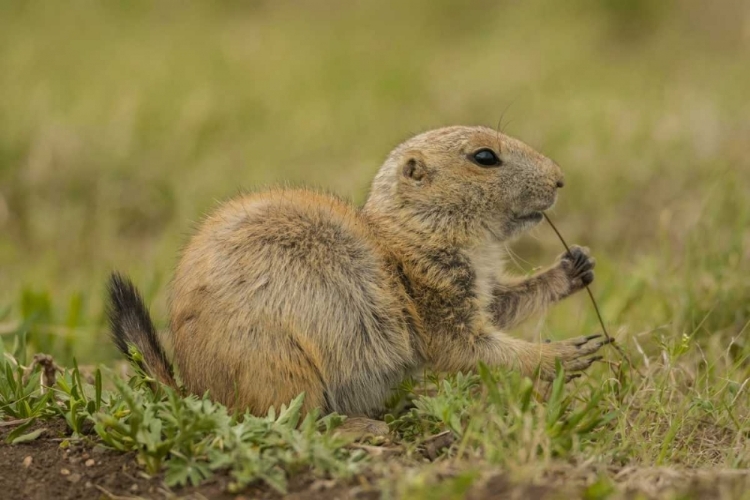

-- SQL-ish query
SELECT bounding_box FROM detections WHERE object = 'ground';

[2,420,750,500]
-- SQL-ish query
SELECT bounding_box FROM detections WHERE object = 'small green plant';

[0,347,366,494]
[387,363,617,464]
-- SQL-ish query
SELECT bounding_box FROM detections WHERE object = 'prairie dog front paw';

[558,245,595,295]
[537,334,610,381]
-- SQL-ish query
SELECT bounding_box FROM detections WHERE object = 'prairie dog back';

[169,190,417,416]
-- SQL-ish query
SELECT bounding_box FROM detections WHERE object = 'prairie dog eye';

[472,149,501,167]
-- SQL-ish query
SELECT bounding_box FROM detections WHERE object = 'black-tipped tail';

[107,272,177,389]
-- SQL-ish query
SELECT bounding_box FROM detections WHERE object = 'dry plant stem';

[543,213,642,377]
[0,417,32,428]
[22,353,63,392]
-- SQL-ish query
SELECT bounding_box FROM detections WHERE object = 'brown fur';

[108,125,606,422]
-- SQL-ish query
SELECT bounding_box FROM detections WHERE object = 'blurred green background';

[1,0,748,364]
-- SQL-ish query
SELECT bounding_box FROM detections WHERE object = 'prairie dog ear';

[401,152,428,183]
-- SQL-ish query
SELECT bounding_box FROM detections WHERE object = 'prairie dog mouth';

[513,211,544,223]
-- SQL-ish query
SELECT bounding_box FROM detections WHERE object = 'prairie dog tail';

[106,273,178,389]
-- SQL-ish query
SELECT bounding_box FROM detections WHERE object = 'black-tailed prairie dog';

[108,126,606,432]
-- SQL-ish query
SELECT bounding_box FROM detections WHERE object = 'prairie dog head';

[365,126,564,244]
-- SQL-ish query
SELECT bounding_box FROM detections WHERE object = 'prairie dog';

[108,126,605,424]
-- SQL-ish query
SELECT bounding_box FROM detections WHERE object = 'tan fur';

[114,125,606,421]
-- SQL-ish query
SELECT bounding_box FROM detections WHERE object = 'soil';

[2,419,749,499]
[0,419,386,500]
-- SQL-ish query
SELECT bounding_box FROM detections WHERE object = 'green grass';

[3,325,748,497]
[1,0,749,498]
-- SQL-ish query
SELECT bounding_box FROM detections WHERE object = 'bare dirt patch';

[1,419,163,499]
